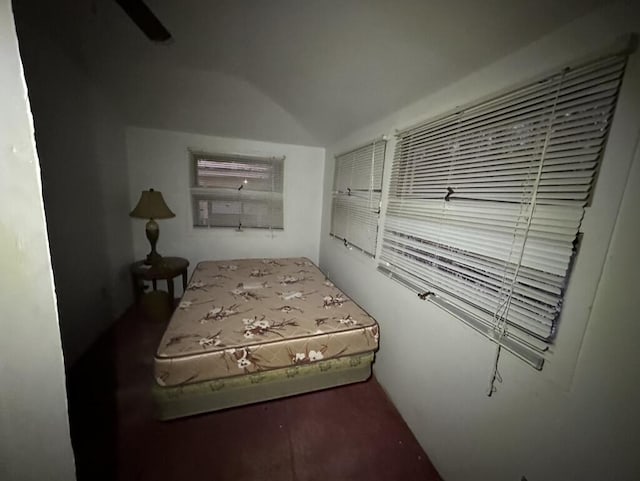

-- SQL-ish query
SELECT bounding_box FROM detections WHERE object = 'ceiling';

[17,0,617,145]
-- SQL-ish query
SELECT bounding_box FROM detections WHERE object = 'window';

[190,151,284,230]
[378,52,628,369]
[331,139,386,256]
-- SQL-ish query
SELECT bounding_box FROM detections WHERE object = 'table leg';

[131,272,141,303]
[181,269,188,291]
[152,279,157,291]
[167,278,175,310]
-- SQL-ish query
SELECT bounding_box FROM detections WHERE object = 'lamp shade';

[129,189,175,219]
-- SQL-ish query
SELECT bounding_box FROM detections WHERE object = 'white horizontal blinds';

[380,54,627,363]
[191,153,284,229]
[331,140,386,256]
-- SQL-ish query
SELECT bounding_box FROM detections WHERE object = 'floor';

[67,304,442,481]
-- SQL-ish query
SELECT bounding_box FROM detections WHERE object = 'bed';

[152,257,379,420]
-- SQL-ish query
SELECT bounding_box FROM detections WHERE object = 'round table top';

[130,256,189,279]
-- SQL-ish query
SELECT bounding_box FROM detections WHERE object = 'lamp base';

[144,218,162,266]
[144,251,163,266]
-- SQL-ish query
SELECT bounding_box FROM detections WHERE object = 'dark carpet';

[66,304,442,481]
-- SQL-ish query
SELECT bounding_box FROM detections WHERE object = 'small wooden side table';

[130,257,189,308]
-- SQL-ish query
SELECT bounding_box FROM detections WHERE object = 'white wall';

[0,1,75,479]
[319,2,640,480]
[13,11,134,364]
[126,127,325,292]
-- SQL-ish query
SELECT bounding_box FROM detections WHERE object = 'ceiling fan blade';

[114,0,172,43]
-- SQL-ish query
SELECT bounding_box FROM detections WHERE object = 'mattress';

[154,257,379,387]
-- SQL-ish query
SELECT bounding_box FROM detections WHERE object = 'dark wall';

[13,1,134,364]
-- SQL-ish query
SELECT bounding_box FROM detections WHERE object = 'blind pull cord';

[435,113,462,253]
[236,183,243,232]
[486,69,567,397]
[270,160,275,239]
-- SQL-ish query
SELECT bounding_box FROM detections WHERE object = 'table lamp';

[130,188,175,265]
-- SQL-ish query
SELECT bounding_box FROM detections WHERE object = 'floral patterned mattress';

[154,258,379,387]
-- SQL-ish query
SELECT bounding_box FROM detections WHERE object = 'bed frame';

[153,352,373,420]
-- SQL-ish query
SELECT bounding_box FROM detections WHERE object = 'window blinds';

[379,53,628,368]
[190,152,284,230]
[331,139,386,256]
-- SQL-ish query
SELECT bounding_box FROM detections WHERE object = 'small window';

[331,139,386,256]
[190,151,284,230]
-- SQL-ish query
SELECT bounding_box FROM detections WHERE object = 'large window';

[378,53,628,368]
[190,151,284,230]
[331,139,386,256]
